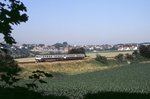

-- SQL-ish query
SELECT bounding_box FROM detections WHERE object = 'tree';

[0,0,28,45]
[68,47,86,55]
[53,43,64,49]
[38,44,45,47]
[0,0,27,88]
[63,41,68,47]
[139,45,150,58]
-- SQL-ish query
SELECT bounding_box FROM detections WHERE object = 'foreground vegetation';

[1,86,150,99]
[15,63,150,99]
[2,60,150,99]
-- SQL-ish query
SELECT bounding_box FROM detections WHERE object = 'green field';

[18,62,150,99]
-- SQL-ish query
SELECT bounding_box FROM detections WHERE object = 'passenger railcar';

[35,54,85,62]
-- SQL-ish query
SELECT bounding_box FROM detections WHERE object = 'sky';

[7,0,150,45]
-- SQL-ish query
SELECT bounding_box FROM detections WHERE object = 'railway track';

[18,61,36,64]
[18,59,88,64]
[18,57,115,64]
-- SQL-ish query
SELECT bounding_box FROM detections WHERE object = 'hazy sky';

[9,0,150,45]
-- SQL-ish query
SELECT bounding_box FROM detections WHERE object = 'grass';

[18,59,119,78]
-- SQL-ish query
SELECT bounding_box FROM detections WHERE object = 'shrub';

[95,54,108,64]
[125,53,134,60]
[115,53,136,64]
[132,50,148,62]
[132,50,138,56]
[115,54,124,63]
[125,53,134,64]
[139,45,150,58]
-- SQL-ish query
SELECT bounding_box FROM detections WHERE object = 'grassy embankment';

[18,58,121,78]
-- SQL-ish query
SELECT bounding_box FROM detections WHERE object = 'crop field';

[17,62,150,99]
[86,50,133,58]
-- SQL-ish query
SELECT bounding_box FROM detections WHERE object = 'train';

[35,54,85,62]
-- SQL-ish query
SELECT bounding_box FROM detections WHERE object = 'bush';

[115,54,124,63]
[139,45,150,58]
[115,53,135,64]
[95,54,108,64]
[125,53,134,60]
[125,53,135,64]
[132,50,138,56]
